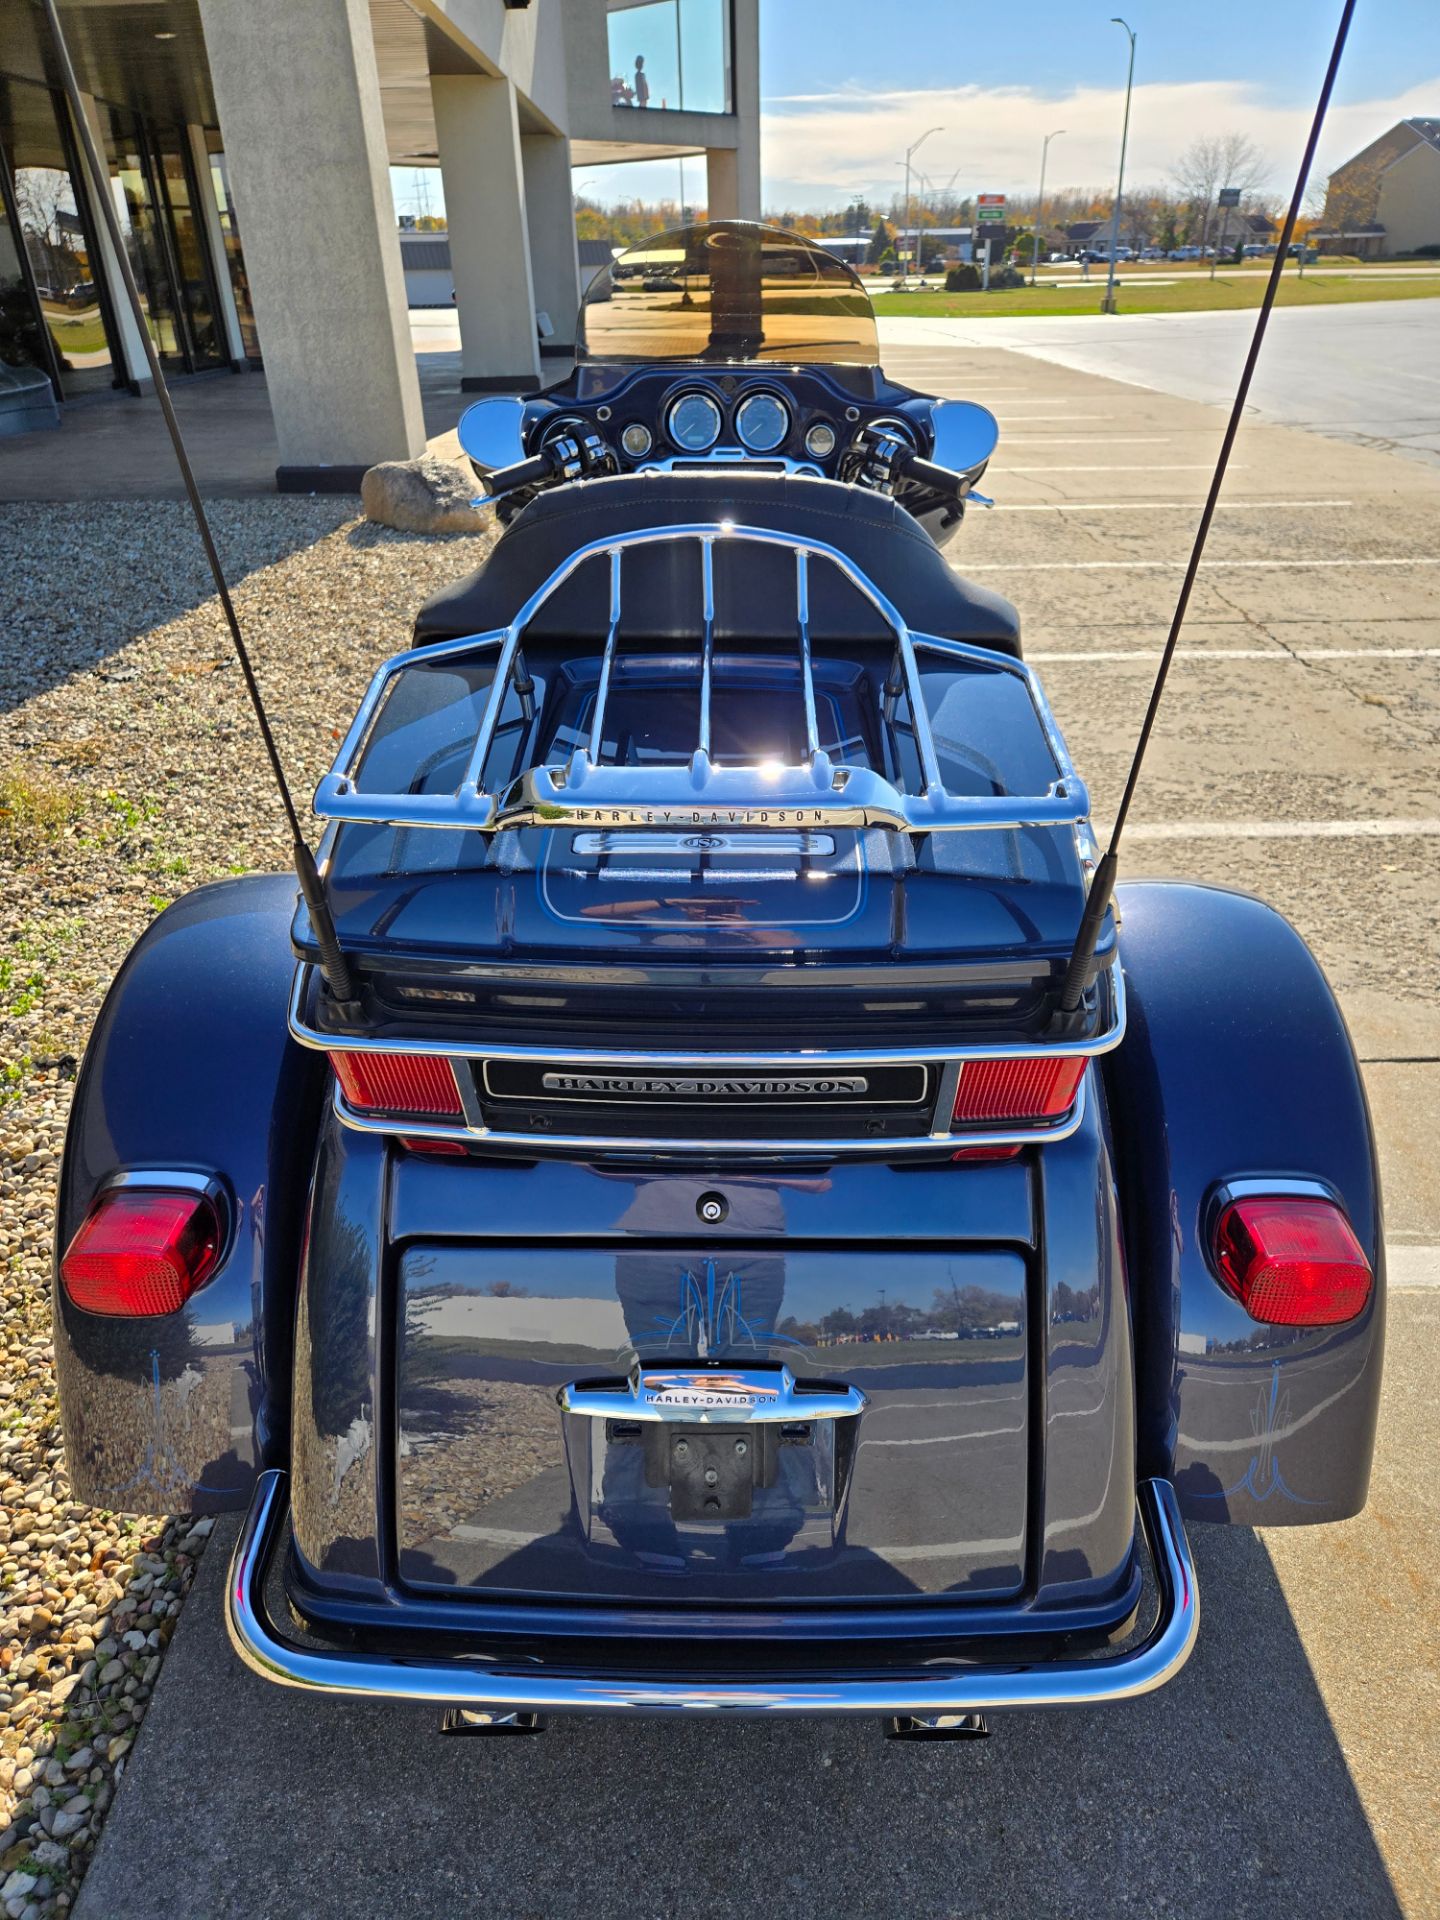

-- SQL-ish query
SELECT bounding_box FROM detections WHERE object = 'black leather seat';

[413,471,1021,657]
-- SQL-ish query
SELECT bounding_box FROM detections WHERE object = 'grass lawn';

[875,271,1440,319]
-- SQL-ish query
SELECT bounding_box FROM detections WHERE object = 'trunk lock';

[697,1191,728,1224]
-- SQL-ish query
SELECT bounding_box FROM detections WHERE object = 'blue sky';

[395,1,1440,218]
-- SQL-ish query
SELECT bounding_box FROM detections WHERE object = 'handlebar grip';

[894,451,966,495]
[483,449,558,496]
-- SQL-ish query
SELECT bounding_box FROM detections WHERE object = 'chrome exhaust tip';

[440,1708,546,1737]
[882,1713,990,1741]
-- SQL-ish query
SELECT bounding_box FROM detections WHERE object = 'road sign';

[1217,186,1242,208]
[976,194,1006,223]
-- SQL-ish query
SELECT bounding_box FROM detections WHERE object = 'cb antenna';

[41,0,361,1018]
[1057,0,1357,1014]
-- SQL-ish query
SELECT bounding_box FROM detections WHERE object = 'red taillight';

[1212,1195,1372,1327]
[330,1051,463,1118]
[952,1055,1087,1126]
[399,1135,469,1156]
[61,1189,222,1317]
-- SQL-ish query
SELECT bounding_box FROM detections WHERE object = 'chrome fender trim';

[226,1473,1198,1717]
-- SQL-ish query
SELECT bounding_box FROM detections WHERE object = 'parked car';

[56,220,1385,1736]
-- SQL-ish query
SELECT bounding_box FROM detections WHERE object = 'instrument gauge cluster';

[734,391,791,453]
[665,391,724,453]
[549,374,925,474]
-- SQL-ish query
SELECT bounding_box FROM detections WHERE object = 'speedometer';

[665,391,723,452]
[735,392,790,453]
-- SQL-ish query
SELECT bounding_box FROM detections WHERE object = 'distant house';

[1065,220,1104,246]
[577,237,616,289]
[1314,118,1440,257]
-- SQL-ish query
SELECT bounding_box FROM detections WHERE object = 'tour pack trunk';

[288,1096,1140,1632]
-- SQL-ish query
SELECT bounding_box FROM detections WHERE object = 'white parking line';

[1123,817,1440,842]
[994,499,1350,513]
[1002,464,1248,473]
[967,556,1440,573]
[999,436,1172,445]
[1030,646,1440,661]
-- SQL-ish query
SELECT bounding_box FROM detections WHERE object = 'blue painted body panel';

[286,1094,1138,1638]
[50,860,1382,1642]
[1105,881,1384,1525]
[52,878,324,1512]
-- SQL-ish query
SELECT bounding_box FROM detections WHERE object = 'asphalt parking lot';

[75,341,1440,1920]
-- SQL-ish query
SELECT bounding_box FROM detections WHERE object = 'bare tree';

[1171,133,1268,249]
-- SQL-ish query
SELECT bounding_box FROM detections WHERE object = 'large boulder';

[360,454,487,533]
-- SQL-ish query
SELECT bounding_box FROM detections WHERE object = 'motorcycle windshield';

[576,220,879,367]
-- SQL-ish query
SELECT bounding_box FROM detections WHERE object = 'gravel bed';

[0,501,494,1916]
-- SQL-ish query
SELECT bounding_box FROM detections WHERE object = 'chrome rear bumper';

[226,1471,1198,1718]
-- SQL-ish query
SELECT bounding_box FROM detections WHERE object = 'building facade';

[0,0,760,485]
[1315,118,1440,259]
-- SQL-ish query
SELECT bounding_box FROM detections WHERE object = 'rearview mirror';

[928,400,999,477]
[457,395,527,473]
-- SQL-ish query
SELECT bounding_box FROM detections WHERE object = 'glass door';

[94,102,224,373]
[151,122,223,369]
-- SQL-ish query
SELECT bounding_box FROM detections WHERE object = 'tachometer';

[735,392,790,453]
[665,391,723,452]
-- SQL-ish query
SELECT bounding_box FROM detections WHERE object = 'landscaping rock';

[360,455,487,534]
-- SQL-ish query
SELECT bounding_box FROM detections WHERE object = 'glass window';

[0,74,117,393]
[95,101,184,365]
[206,145,258,358]
[151,122,221,368]
[607,0,731,115]
[0,186,50,373]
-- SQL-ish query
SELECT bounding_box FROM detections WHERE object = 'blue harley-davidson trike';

[51,223,1383,1735]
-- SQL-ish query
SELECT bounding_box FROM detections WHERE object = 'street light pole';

[1101,18,1136,315]
[1031,127,1066,286]
[903,124,943,286]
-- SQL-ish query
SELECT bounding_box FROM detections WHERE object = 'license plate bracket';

[651,1424,778,1522]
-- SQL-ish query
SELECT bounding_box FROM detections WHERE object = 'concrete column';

[728,0,762,220]
[198,0,425,488]
[521,132,580,355]
[70,92,152,393]
[186,125,248,370]
[433,74,541,392]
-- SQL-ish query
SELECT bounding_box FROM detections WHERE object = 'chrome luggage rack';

[313,523,1090,837]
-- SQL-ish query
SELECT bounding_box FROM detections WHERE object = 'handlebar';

[893,450,970,496]
[482,448,561,497]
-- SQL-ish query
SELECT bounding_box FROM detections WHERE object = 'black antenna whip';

[41,0,360,1015]
[1057,0,1357,1014]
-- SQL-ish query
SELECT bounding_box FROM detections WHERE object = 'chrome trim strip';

[226,1472,1197,1715]
[559,1363,867,1425]
[288,959,1125,1069]
[327,1079,1088,1157]
[291,961,1122,1155]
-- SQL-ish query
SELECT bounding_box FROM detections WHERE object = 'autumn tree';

[1320,157,1384,239]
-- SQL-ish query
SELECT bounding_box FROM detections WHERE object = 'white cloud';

[759,76,1440,206]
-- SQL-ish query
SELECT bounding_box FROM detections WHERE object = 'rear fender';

[1105,882,1384,1525]
[53,877,326,1514]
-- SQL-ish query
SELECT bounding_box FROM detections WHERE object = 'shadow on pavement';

[0,498,355,716]
[73,1519,1400,1920]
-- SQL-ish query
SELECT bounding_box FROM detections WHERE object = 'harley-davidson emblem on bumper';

[540,1073,870,1099]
